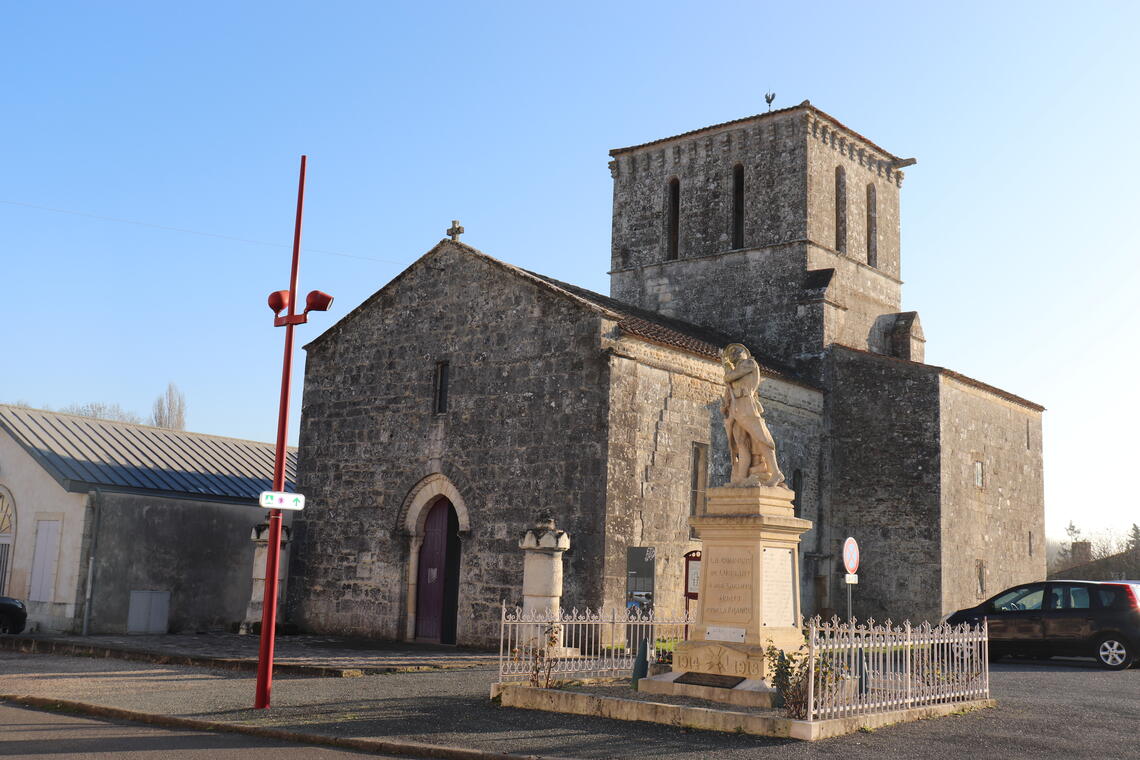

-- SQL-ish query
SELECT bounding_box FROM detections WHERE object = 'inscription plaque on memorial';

[674,672,746,689]
[705,625,746,642]
[703,547,753,624]
[761,547,795,627]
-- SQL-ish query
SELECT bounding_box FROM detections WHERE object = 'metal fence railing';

[498,603,693,683]
[497,606,989,723]
[806,617,989,721]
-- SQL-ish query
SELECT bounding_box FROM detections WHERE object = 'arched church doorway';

[0,489,15,596]
[414,498,460,644]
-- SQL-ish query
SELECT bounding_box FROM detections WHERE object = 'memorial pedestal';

[638,485,812,707]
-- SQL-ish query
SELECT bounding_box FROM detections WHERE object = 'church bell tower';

[607,102,922,371]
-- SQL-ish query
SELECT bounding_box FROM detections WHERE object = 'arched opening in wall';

[866,183,877,267]
[666,177,680,260]
[414,498,461,644]
[0,489,14,596]
[834,166,847,253]
[731,164,745,249]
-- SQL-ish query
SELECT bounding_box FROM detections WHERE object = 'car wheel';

[0,616,14,635]
[1095,635,1134,670]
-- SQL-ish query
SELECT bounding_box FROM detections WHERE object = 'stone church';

[287,102,1045,646]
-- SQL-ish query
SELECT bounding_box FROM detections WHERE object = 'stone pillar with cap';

[518,514,570,617]
[241,523,291,634]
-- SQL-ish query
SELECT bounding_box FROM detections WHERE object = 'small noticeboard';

[259,491,305,511]
[842,537,860,574]
[684,550,702,600]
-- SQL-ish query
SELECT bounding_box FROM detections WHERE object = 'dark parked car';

[0,596,27,634]
[945,580,1140,669]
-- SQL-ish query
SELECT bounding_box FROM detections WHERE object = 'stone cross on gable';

[447,220,464,242]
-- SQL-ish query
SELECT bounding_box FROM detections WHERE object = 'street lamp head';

[268,290,291,316]
[304,290,334,314]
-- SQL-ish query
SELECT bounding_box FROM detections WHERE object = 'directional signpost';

[843,537,860,622]
[253,155,333,710]
[259,491,305,511]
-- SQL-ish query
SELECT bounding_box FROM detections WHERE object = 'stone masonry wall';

[610,109,807,270]
[289,243,611,646]
[610,106,910,374]
[609,111,814,368]
[805,113,905,356]
[826,347,943,624]
[90,492,264,634]
[601,335,826,618]
[938,377,1045,616]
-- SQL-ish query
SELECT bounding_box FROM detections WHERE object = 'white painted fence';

[498,603,694,683]
[805,617,989,721]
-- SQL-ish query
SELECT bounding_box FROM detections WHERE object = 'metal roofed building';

[0,405,296,634]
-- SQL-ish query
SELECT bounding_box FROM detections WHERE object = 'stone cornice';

[806,111,909,187]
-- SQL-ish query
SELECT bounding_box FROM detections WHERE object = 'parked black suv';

[0,596,27,634]
[945,580,1140,669]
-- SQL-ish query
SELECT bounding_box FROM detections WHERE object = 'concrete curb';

[3,695,567,760]
[0,636,365,677]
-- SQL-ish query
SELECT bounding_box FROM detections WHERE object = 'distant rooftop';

[0,405,295,502]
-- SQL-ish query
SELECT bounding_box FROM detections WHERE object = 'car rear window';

[1094,585,1139,609]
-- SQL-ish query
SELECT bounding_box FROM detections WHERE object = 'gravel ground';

[1,651,1136,760]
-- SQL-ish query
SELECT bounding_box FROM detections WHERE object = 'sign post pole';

[842,536,860,623]
[253,156,332,709]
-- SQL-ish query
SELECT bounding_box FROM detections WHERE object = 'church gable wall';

[938,377,1045,617]
[288,246,611,645]
[602,336,826,618]
[825,348,943,624]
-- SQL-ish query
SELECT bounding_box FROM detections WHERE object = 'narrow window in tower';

[666,177,680,260]
[689,442,708,539]
[791,469,804,518]
[834,166,847,253]
[432,360,449,414]
[866,183,877,267]
[732,164,745,249]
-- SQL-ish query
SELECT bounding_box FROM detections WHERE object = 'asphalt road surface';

[0,703,401,760]
[1,651,1137,759]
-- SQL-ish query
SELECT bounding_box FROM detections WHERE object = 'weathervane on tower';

[765,91,776,111]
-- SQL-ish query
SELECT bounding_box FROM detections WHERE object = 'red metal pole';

[254,155,307,709]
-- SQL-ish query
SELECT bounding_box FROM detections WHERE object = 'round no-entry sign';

[842,537,860,574]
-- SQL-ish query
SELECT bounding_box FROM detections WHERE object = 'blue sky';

[3,2,1137,540]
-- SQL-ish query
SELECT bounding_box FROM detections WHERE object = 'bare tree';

[150,382,186,431]
[59,402,142,424]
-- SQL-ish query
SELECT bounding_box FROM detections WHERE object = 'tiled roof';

[305,240,807,385]
[0,405,296,501]
[609,101,902,162]
[833,347,1044,412]
[525,271,801,382]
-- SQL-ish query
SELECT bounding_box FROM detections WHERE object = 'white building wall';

[0,432,87,631]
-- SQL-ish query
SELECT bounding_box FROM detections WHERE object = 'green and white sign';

[259,491,305,511]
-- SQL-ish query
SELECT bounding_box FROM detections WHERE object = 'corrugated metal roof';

[0,405,296,501]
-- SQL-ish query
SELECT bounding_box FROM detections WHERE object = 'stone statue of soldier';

[721,343,785,487]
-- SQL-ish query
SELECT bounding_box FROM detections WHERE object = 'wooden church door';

[414,499,460,643]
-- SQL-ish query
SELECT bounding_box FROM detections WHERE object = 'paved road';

[1,651,1136,759]
[0,703,398,759]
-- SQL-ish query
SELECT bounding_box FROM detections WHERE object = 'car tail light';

[1128,585,1140,609]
